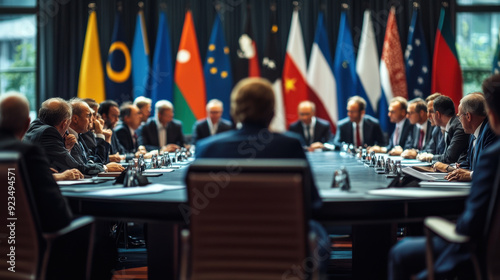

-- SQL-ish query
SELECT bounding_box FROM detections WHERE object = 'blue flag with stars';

[151,11,173,114]
[493,29,500,74]
[204,14,233,120]
[405,6,431,99]
[106,11,132,104]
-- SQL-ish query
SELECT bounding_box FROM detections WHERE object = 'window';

[456,1,500,94]
[0,2,37,116]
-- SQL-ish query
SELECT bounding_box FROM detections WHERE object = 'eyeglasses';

[457,113,467,119]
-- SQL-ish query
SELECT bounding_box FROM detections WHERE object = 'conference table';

[61,151,469,280]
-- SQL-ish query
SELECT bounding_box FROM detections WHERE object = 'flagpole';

[117,1,122,12]
[159,2,166,11]
[293,1,300,11]
[138,1,144,10]
[88,2,96,14]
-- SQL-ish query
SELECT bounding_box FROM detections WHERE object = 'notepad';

[368,188,469,198]
[84,184,184,196]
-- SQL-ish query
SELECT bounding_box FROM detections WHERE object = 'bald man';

[0,93,73,232]
[289,101,332,151]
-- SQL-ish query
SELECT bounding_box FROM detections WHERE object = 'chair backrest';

[185,159,311,280]
[485,163,500,279]
[0,152,43,280]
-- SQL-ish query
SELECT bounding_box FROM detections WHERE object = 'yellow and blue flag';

[203,14,233,120]
[132,9,151,99]
[106,11,132,104]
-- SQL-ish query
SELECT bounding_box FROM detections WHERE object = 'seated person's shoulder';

[363,114,380,124]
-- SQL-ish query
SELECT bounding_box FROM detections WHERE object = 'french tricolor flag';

[307,12,337,133]
[379,7,408,133]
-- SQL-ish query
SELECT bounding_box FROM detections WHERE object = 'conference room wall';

[39,0,445,103]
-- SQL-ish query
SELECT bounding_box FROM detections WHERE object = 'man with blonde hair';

[194,77,329,276]
[134,96,152,123]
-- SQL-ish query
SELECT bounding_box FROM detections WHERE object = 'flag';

[492,27,500,74]
[405,5,431,99]
[356,10,380,116]
[174,10,206,134]
[204,14,233,120]
[131,8,151,99]
[282,9,307,127]
[234,6,260,82]
[432,5,463,111]
[106,11,132,104]
[334,11,371,120]
[307,12,337,133]
[78,11,105,103]
[150,11,174,110]
[262,5,285,132]
[379,7,408,132]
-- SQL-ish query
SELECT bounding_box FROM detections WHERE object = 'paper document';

[57,179,95,186]
[419,181,471,188]
[144,168,175,173]
[319,189,366,198]
[368,188,469,198]
[402,167,442,181]
[60,185,121,192]
[84,184,183,196]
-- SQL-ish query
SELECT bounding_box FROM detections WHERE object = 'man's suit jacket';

[288,117,332,145]
[459,119,497,171]
[425,126,445,155]
[333,115,386,148]
[195,123,322,210]
[1,130,73,232]
[79,131,110,164]
[191,118,232,144]
[386,118,413,150]
[138,118,185,151]
[114,123,138,154]
[404,121,433,150]
[433,116,469,163]
[23,119,103,175]
[429,139,500,276]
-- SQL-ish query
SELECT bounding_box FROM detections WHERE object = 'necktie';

[393,126,399,145]
[79,140,88,162]
[418,129,424,150]
[305,125,311,145]
[356,125,362,147]
[470,135,477,170]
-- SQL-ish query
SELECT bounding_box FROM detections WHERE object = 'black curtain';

[39,0,452,103]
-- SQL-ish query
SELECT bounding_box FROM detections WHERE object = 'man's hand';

[102,128,113,143]
[53,168,84,181]
[93,118,104,134]
[308,142,324,152]
[64,133,77,151]
[445,169,472,182]
[388,146,403,156]
[106,162,125,172]
[161,144,180,153]
[108,152,122,162]
[367,145,386,154]
[417,152,434,162]
[432,162,455,173]
[401,149,418,159]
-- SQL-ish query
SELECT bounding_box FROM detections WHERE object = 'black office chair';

[0,152,95,280]
[181,159,321,280]
[424,164,500,280]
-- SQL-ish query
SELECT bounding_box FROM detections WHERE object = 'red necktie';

[356,125,362,147]
[418,129,424,150]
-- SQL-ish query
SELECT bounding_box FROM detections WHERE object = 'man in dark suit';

[0,93,73,232]
[191,99,232,144]
[400,98,433,158]
[424,93,446,155]
[417,96,469,163]
[369,97,413,155]
[138,100,186,152]
[195,77,330,276]
[333,96,386,148]
[24,98,105,175]
[436,93,497,180]
[288,100,332,151]
[388,74,500,280]
[114,102,143,154]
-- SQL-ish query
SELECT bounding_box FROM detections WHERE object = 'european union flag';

[106,11,132,104]
[405,5,431,99]
[151,11,173,109]
[204,14,233,120]
[334,11,374,120]
[132,9,151,99]
[493,30,500,74]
